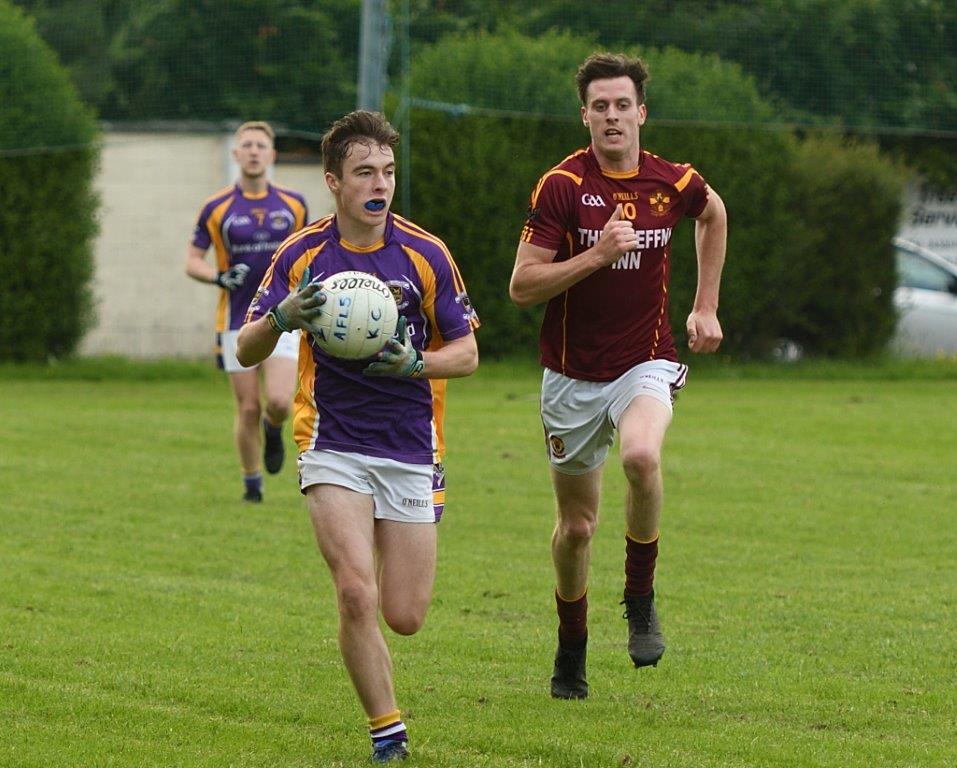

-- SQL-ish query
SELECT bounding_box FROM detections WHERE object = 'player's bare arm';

[236,316,281,368]
[185,243,250,290]
[509,204,638,308]
[686,187,727,353]
[184,243,217,283]
[420,332,478,379]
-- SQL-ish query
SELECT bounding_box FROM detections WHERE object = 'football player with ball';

[237,110,479,764]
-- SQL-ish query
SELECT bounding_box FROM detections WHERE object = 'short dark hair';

[321,110,399,177]
[576,53,649,106]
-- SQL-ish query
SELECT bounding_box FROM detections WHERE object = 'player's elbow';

[234,327,257,368]
[463,344,479,376]
[509,278,537,309]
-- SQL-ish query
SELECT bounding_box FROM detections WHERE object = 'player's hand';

[363,316,424,378]
[686,309,723,353]
[215,263,251,291]
[268,267,326,334]
[594,204,637,266]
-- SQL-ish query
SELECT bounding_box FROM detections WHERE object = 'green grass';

[1,359,955,767]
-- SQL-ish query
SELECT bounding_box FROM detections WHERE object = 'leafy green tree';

[520,0,956,133]
[0,0,99,360]
[107,0,359,130]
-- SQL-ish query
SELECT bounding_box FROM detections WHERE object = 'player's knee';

[621,444,661,482]
[265,398,290,422]
[383,607,427,636]
[557,516,597,545]
[336,579,378,622]
[237,399,262,423]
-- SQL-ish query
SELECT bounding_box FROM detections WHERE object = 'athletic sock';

[263,418,282,437]
[244,472,263,495]
[368,709,408,748]
[624,534,659,596]
[556,590,588,648]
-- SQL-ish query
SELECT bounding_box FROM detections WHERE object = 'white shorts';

[217,329,300,373]
[541,360,688,475]
[297,449,437,524]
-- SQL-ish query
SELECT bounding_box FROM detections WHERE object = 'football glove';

[363,316,424,378]
[267,266,326,334]
[215,263,251,291]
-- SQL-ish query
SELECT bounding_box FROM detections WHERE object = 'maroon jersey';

[521,145,709,381]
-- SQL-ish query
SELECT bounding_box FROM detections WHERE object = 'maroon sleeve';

[520,171,577,251]
[681,169,709,219]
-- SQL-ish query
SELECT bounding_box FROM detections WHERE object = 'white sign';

[898,182,957,264]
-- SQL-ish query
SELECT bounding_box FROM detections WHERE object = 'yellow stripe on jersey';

[393,217,478,329]
[208,194,235,272]
[340,237,385,253]
[530,169,583,208]
[649,266,670,360]
[208,193,236,332]
[287,247,323,291]
[293,335,319,453]
[200,184,234,207]
[269,215,333,265]
[430,378,448,462]
[674,167,697,192]
[393,215,462,292]
[558,230,574,373]
[402,245,438,327]
[275,189,308,230]
[600,166,640,179]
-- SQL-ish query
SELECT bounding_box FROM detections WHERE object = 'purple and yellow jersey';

[247,213,480,465]
[192,183,308,331]
[521,145,708,381]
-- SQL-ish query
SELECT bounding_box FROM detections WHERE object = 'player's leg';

[618,394,671,543]
[551,466,602,604]
[367,457,438,635]
[305,482,408,760]
[228,369,264,501]
[375,519,437,636]
[611,361,686,668]
[541,370,615,699]
[549,465,602,699]
[259,332,299,475]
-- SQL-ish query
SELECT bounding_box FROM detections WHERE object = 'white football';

[311,271,399,360]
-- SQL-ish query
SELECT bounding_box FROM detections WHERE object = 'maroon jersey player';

[510,53,727,700]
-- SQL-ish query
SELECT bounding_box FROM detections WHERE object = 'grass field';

[1,358,955,767]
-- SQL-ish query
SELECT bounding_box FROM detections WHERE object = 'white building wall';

[80,131,333,358]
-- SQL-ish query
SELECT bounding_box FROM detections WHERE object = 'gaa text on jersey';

[580,193,607,207]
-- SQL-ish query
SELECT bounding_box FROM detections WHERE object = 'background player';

[509,53,727,699]
[236,110,479,763]
[185,121,309,502]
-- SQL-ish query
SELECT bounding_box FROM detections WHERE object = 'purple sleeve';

[245,243,295,323]
[191,201,213,250]
[429,247,479,343]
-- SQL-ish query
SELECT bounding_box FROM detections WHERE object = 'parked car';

[892,237,957,356]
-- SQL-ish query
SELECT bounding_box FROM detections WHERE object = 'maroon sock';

[556,590,588,648]
[625,535,658,596]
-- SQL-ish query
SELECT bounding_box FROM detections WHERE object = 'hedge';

[0,1,99,361]
[397,32,903,360]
